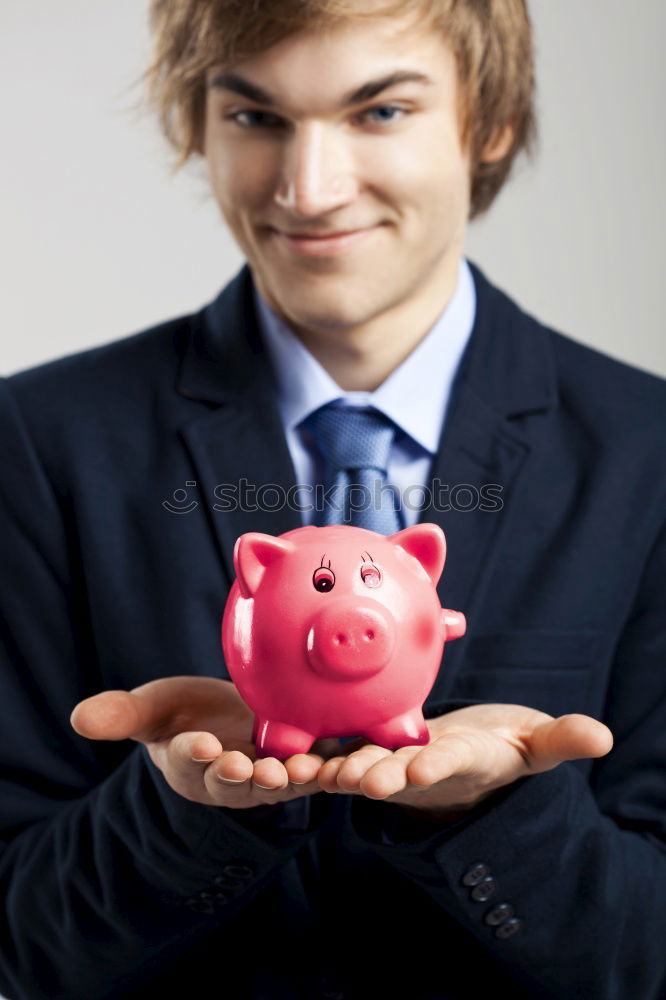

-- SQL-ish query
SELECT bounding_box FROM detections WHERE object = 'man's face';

[202,11,472,339]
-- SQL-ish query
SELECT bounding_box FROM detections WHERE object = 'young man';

[0,2,664,998]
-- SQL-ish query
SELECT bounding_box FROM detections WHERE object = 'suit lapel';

[176,266,301,587]
[181,398,302,588]
[422,261,557,705]
[423,382,531,612]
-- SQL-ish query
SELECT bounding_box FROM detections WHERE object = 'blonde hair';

[143,0,537,219]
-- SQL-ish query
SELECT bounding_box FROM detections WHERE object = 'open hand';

[317,703,613,821]
[70,676,341,809]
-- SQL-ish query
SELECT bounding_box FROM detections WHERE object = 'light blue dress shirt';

[253,257,477,527]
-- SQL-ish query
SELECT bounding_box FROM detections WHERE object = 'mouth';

[270,225,381,258]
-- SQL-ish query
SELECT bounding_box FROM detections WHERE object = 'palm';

[317,703,613,818]
[71,676,341,805]
[73,675,253,751]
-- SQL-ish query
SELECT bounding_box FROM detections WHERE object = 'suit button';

[213,890,229,905]
[470,876,497,902]
[484,902,515,926]
[223,864,254,879]
[461,862,491,886]
[213,874,243,891]
[185,896,215,915]
[495,917,523,939]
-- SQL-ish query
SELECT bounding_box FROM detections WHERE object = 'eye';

[360,565,382,588]
[313,567,335,592]
[361,104,407,126]
[225,109,285,130]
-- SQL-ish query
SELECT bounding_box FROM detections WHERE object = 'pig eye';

[360,565,382,588]
[313,567,335,592]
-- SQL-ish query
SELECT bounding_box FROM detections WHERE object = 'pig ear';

[234,532,294,599]
[388,523,446,586]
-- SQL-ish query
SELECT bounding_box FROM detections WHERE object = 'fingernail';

[191,756,217,763]
[253,782,276,790]
[216,775,246,784]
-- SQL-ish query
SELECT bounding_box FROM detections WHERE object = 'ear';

[388,523,446,586]
[234,532,294,599]
[480,123,514,164]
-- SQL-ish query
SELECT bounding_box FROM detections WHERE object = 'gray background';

[0,0,664,377]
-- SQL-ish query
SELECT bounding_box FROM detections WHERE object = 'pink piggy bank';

[221,523,466,760]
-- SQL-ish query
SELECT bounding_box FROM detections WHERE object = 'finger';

[252,757,290,792]
[280,738,347,786]
[336,745,393,793]
[213,748,255,783]
[317,757,346,793]
[70,690,141,742]
[406,734,478,786]
[71,676,234,744]
[157,732,225,799]
[358,755,411,800]
[528,714,614,771]
[284,752,327,786]
[203,749,255,801]
[190,732,224,762]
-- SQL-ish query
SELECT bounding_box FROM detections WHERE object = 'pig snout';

[306,598,396,680]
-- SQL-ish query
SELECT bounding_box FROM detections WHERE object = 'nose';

[273,120,359,218]
[306,597,395,681]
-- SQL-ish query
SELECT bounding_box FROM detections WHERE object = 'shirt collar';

[253,257,476,455]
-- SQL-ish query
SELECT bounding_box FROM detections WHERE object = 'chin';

[274,273,391,324]
[279,293,379,334]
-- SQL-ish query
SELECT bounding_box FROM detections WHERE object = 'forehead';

[206,10,455,113]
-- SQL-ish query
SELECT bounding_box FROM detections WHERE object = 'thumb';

[528,713,614,772]
[70,689,143,742]
[70,675,225,743]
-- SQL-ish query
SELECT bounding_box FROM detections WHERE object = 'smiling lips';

[272,225,380,256]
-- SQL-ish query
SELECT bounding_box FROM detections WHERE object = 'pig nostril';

[365,630,375,641]
[334,633,347,645]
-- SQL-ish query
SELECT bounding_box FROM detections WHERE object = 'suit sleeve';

[0,380,316,1000]
[347,515,666,1000]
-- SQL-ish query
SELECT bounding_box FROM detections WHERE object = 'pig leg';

[363,709,430,750]
[254,718,317,760]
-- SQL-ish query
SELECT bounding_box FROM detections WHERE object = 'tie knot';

[301,403,398,474]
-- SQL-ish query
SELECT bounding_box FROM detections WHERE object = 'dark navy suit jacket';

[0,261,665,999]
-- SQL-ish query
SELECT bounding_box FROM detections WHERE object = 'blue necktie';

[301,403,404,534]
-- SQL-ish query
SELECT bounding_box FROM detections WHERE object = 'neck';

[261,255,462,392]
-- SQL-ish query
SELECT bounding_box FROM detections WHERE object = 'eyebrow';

[207,69,434,108]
